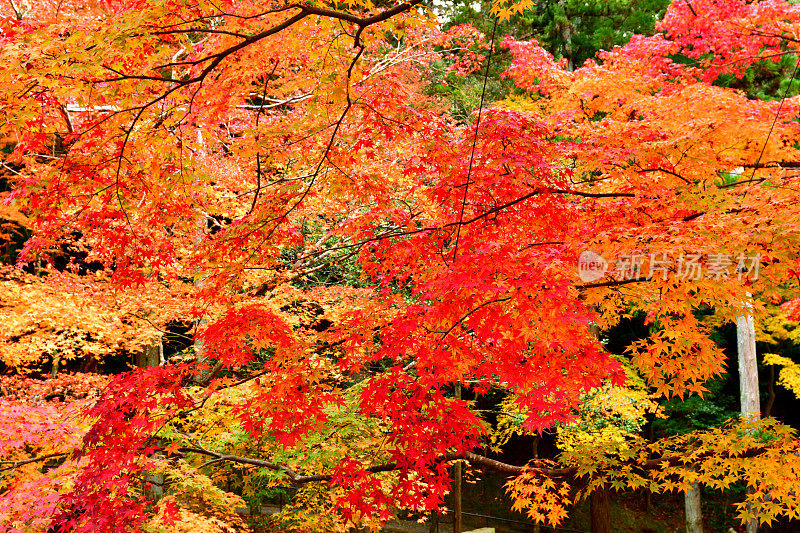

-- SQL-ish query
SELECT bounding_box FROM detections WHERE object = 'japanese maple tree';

[2,0,800,531]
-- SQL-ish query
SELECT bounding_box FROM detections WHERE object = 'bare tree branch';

[0,452,69,472]
[177,446,772,485]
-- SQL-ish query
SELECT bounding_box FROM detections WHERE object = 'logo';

[578,251,608,282]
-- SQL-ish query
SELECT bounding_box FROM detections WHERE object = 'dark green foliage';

[715,53,800,101]
[279,219,365,289]
[511,0,670,69]
[653,377,737,438]
[428,0,670,121]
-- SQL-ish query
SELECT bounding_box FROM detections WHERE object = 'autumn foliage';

[2,0,800,531]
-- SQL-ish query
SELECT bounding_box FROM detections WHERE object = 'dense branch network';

[175,446,773,484]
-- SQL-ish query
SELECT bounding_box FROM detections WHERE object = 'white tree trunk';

[737,312,760,421]
[685,482,703,533]
[737,297,760,533]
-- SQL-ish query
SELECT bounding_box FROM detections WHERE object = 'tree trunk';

[737,299,761,533]
[453,383,462,533]
[135,341,163,368]
[645,420,655,512]
[737,313,760,421]
[533,436,540,533]
[136,340,164,502]
[144,475,164,503]
[557,0,574,71]
[193,211,214,385]
[685,482,703,533]
[427,514,438,533]
[587,324,610,533]
[590,484,611,533]
[765,364,775,418]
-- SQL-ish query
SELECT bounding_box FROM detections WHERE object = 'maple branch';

[155,4,299,29]
[0,161,25,177]
[179,445,399,483]
[550,189,634,198]
[6,0,28,20]
[454,187,634,227]
[124,312,195,342]
[437,297,511,341]
[180,446,470,483]
[239,48,362,265]
[249,183,636,295]
[356,101,420,131]
[247,61,281,217]
[108,12,306,83]
[718,178,768,189]
[154,1,426,40]
[453,16,497,262]
[635,167,691,183]
[747,30,800,45]
[235,93,313,110]
[744,58,800,200]
[715,50,800,69]
[742,161,800,169]
[578,276,650,289]
[193,360,225,387]
[0,452,70,472]
[147,0,426,74]
[249,177,635,288]
[3,434,775,482]
[175,445,774,486]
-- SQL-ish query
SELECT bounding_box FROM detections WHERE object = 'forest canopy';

[1,0,800,531]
